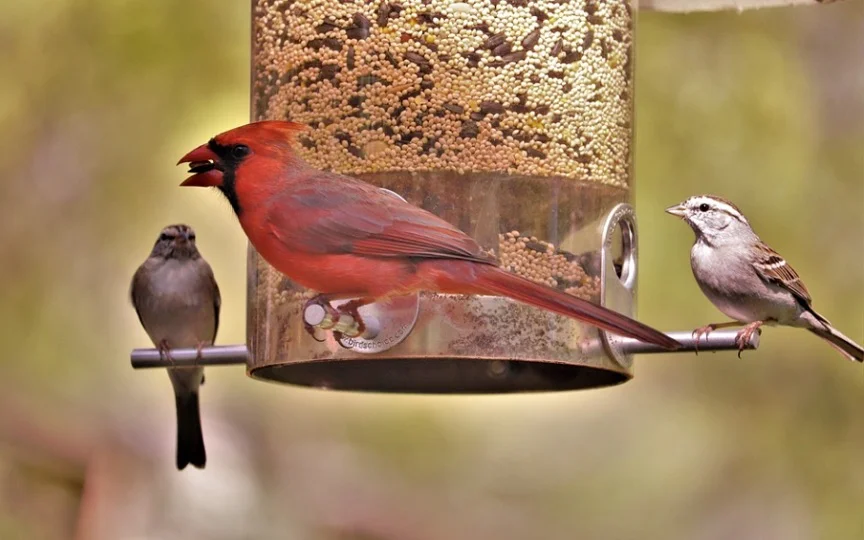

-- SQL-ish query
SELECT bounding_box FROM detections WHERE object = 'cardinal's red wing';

[265,174,495,264]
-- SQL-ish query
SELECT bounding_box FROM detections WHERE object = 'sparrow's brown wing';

[129,263,151,330]
[205,263,221,342]
[752,241,812,306]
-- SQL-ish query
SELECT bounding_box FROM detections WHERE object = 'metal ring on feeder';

[598,203,639,369]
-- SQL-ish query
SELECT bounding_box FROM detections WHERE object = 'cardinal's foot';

[303,296,340,342]
[333,330,353,349]
[334,298,375,338]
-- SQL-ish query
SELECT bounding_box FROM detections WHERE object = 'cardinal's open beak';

[178,143,223,187]
[665,204,687,218]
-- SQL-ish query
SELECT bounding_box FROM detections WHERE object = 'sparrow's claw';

[734,322,763,358]
[735,336,746,358]
[158,339,175,366]
[193,342,208,366]
[691,321,741,355]
[691,325,716,355]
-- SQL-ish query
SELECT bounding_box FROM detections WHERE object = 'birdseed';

[252,0,634,185]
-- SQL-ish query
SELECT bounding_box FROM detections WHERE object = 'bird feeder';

[131,0,853,393]
[248,0,649,393]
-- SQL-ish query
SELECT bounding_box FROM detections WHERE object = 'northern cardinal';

[131,224,220,469]
[178,120,679,349]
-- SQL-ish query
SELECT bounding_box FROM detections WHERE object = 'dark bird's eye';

[231,144,250,159]
[699,203,710,212]
[188,234,196,241]
[159,233,172,241]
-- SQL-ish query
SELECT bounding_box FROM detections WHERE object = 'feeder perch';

[130,333,759,369]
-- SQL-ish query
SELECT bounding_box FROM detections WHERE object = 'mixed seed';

[498,231,600,301]
[253,0,634,186]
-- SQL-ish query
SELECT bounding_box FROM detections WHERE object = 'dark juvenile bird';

[131,224,221,469]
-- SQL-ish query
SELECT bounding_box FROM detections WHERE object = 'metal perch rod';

[131,344,250,369]
[130,330,758,369]
[615,329,759,355]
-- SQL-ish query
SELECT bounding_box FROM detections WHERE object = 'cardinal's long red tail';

[425,261,680,350]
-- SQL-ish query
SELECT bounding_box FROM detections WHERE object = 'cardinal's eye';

[159,233,172,242]
[231,144,250,159]
[699,203,710,212]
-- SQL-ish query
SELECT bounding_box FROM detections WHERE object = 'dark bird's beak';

[665,204,687,218]
[178,144,223,187]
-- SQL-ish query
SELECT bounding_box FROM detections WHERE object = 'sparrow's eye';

[699,203,710,212]
[231,144,250,159]
[159,233,172,242]
[188,234,196,241]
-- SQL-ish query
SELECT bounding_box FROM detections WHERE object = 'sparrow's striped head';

[150,224,201,260]
[666,195,753,242]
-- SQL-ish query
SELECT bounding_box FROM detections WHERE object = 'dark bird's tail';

[175,391,206,470]
[427,261,680,350]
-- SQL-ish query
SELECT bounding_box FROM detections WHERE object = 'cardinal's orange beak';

[178,143,223,187]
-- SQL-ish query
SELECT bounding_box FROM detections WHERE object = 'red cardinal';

[178,121,680,349]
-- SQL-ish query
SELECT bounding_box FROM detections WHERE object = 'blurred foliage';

[0,0,862,539]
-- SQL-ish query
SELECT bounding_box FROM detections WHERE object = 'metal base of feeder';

[250,357,628,394]
[247,329,759,393]
[248,288,636,393]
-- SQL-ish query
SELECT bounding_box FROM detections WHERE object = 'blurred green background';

[0,1,862,539]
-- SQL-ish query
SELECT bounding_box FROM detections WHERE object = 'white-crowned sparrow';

[666,195,863,362]
[131,224,221,469]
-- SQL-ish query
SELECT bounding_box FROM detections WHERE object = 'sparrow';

[130,224,221,469]
[175,120,680,350]
[666,195,863,362]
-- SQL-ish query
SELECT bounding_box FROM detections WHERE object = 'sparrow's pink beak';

[178,144,223,187]
[665,204,687,218]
